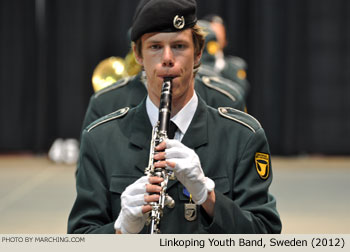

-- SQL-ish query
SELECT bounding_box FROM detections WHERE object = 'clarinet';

[144,77,175,234]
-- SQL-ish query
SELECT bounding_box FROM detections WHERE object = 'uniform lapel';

[181,95,208,149]
[127,99,153,173]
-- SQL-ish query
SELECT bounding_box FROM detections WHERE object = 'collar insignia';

[173,15,185,29]
[255,152,270,180]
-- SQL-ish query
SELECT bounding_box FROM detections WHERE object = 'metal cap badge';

[173,15,185,29]
[131,0,197,42]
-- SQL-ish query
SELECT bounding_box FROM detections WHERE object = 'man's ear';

[133,44,143,65]
[194,49,203,66]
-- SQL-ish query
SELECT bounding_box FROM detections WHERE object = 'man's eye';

[174,44,185,49]
[150,45,161,50]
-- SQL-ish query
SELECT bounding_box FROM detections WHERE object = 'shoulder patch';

[94,76,135,98]
[87,107,129,132]
[218,107,261,133]
[255,152,270,180]
[201,75,237,102]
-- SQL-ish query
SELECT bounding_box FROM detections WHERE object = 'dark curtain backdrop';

[1,0,349,155]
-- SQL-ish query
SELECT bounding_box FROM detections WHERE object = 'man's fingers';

[142,205,152,214]
[148,176,163,184]
[141,194,160,214]
[153,161,175,171]
[145,183,162,193]
[155,141,167,151]
[144,194,160,203]
[153,160,167,168]
[153,152,166,161]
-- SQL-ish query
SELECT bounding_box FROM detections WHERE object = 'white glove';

[114,176,148,234]
[165,139,215,205]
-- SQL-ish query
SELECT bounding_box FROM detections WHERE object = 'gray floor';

[271,156,350,233]
[0,155,349,234]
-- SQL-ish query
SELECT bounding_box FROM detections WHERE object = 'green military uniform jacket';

[220,57,250,99]
[201,55,250,100]
[68,97,281,234]
[82,72,245,129]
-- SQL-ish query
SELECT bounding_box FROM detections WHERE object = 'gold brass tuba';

[91,56,127,92]
[91,50,142,92]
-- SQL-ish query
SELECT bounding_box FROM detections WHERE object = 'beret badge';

[173,15,185,29]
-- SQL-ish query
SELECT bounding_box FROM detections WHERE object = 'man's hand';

[154,139,215,205]
[114,176,163,234]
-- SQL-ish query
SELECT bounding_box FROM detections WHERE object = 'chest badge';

[255,152,270,180]
[184,203,197,221]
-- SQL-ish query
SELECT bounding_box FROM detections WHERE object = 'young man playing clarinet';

[68,0,281,234]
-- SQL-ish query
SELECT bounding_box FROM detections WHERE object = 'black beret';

[131,0,197,42]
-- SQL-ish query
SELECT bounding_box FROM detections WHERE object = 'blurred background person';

[201,14,250,99]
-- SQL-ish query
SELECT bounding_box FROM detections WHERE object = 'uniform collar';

[146,93,198,140]
[129,98,153,150]
[128,95,208,175]
[130,93,208,150]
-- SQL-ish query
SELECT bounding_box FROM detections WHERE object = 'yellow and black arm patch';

[255,152,270,180]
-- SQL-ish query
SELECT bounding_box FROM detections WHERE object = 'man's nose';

[162,46,174,67]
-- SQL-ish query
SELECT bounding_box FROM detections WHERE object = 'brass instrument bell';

[91,56,127,92]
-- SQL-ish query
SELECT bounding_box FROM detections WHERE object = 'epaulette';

[201,75,242,102]
[87,107,129,132]
[218,107,261,133]
[94,76,135,98]
[207,75,244,97]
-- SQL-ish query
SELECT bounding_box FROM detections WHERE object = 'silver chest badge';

[184,203,197,221]
[173,15,185,29]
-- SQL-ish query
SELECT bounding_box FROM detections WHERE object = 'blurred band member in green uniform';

[68,0,281,234]
[201,14,250,99]
[197,19,247,110]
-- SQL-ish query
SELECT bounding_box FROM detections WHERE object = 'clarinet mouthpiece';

[163,77,174,82]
